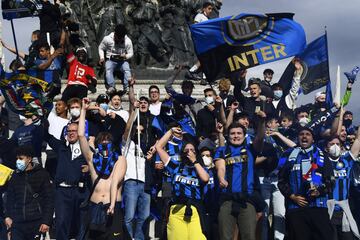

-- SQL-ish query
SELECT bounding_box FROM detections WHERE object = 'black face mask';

[344,119,353,128]
[219,92,228,99]
[316,102,327,109]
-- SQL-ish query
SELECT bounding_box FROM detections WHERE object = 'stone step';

[56,78,214,104]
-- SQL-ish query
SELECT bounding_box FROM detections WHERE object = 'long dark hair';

[180,141,203,165]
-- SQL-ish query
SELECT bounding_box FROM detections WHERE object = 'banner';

[0,66,53,116]
[190,13,306,81]
[2,0,42,20]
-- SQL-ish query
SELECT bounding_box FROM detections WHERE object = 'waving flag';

[2,0,42,20]
[190,13,306,81]
[279,34,330,95]
[0,66,53,116]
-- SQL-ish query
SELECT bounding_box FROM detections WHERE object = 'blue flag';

[325,80,333,108]
[2,0,42,20]
[190,13,306,81]
[279,34,330,95]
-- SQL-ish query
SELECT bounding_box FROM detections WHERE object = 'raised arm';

[37,48,63,70]
[0,39,26,59]
[155,128,176,165]
[122,103,137,143]
[128,77,136,112]
[284,59,303,110]
[108,155,127,215]
[253,111,266,153]
[78,98,93,163]
[269,131,296,148]
[225,101,239,130]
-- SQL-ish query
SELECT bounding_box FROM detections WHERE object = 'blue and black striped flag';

[190,13,306,81]
[279,34,330,95]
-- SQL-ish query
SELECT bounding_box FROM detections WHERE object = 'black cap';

[96,94,109,104]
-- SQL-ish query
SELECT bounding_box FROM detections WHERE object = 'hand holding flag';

[344,66,360,84]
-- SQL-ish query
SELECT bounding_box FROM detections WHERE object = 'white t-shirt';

[194,13,208,23]
[107,108,129,122]
[123,141,146,182]
[47,111,69,150]
[149,102,162,116]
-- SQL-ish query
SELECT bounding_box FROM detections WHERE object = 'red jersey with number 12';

[67,53,96,87]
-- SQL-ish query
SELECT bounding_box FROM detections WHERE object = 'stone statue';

[61,0,212,68]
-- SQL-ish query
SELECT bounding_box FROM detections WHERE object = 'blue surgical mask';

[100,103,109,112]
[273,90,283,100]
[16,159,27,172]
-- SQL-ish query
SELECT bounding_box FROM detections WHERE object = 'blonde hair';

[219,78,231,91]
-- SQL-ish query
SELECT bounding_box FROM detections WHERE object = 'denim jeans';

[105,59,131,90]
[123,180,151,240]
[260,176,285,240]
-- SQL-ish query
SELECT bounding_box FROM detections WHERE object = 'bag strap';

[85,175,102,203]
[25,181,42,214]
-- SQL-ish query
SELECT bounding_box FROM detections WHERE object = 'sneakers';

[106,87,116,95]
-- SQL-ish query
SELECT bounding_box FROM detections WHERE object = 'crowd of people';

[0,1,360,240]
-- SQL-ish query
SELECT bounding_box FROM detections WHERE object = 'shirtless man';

[78,98,127,240]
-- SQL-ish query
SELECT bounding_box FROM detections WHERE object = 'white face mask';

[329,144,341,158]
[202,156,212,167]
[70,108,81,118]
[299,117,309,127]
[205,96,214,105]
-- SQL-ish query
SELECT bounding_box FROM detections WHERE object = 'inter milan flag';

[0,66,53,116]
[190,13,306,81]
[2,0,42,20]
[279,34,330,95]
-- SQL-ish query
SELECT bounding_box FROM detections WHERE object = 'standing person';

[45,99,69,180]
[4,146,54,240]
[45,122,88,240]
[214,114,266,240]
[34,42,63,99]
[98,24,133,94]
[121,99,154,240]
[326,135,360,240]
[39,0,61,48]
[108,90,129,122]
[277,127,334,240]
[156,127,210,240]
[149,85,162,116]
[78,98,127,240]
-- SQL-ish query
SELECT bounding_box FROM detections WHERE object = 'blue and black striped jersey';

[214,143,256,195]
[166,158,206,200]
[329,152,354,203]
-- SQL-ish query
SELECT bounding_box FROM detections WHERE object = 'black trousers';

[331,211,354,240]
[62,85,88,103]
[285,207,334,240]
[10,219,42,240]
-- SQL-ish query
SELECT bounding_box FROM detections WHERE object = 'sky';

[1,0,360,121]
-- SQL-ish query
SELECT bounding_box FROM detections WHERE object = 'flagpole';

[10,19,20,60]
[324,26,331,92]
